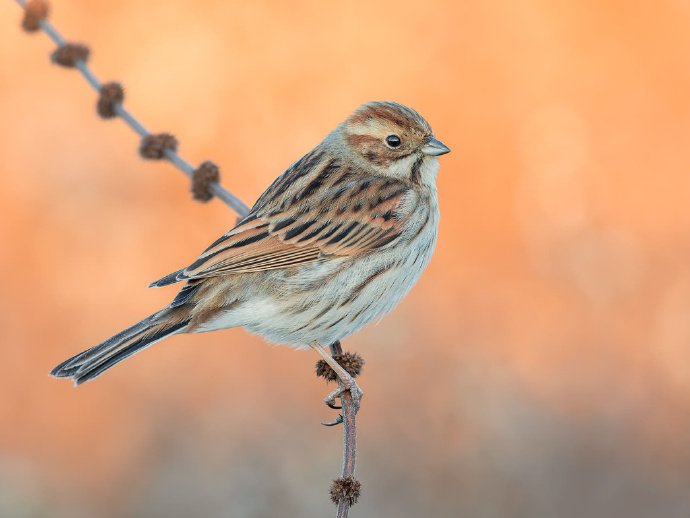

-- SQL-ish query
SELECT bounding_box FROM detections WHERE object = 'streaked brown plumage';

[51,101,450,388]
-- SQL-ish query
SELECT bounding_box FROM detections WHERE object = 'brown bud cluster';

[329,476,361,506]
[139,133,178,160]
[316,352,365,382]
[192,161,220,202]
[22,0,49,32]
[51,43,89,67]
[97,82,124,119]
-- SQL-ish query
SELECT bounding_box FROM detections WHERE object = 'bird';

[51,101,450,413]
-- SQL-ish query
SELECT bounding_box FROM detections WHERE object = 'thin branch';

[328,341,362,518]
[14,0,250,217]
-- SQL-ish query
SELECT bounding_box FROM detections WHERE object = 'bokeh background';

[2,1,690,516]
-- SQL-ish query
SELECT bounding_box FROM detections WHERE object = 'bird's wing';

[153,172,411,285]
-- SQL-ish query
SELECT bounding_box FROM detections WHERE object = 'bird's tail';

[51,308,190,386]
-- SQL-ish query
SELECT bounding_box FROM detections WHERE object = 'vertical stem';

[330,341,357,518]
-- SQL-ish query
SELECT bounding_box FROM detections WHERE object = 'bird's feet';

[321,372,363,426]
[311,341,364,426]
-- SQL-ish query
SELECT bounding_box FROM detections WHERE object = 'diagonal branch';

[14,0,250,217]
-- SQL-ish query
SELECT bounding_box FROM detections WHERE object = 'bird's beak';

[421,137,451,156]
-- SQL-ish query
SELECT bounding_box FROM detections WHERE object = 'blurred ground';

[1,0,690,516]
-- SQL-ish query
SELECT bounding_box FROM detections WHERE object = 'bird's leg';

[310,341,363,420]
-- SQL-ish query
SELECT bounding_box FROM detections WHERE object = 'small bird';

[51,101,450,411]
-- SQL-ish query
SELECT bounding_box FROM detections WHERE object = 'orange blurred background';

[2,0,690,516]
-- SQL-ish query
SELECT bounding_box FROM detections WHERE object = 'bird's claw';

[321,414,344,427]
[322,375,363,426]
[326,399,342,410]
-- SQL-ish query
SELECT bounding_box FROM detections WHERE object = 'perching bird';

[51,101,450,410]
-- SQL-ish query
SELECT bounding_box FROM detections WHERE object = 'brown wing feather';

[169,156,411,282]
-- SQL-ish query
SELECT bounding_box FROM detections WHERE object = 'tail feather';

[51,309,190,385]
[149,268,185,288]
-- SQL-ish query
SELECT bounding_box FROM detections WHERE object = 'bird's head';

[340,101,450,185]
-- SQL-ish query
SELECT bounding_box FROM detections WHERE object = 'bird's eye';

[385,135,402,148]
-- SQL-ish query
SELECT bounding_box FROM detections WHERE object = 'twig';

[328,341,362,518]
[316,343,364,516]
[14,2,362,514]
[14,0,250,217]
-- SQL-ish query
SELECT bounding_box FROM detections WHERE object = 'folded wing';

[152,168,411,285]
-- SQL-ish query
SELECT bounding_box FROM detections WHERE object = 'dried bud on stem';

[316,352,365,382]
[22,0,49,32]
[97,82,124,119]
[51,43,89,67]
[192,161,221,202]
[330,476,362,507]
[140,133,178,160]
